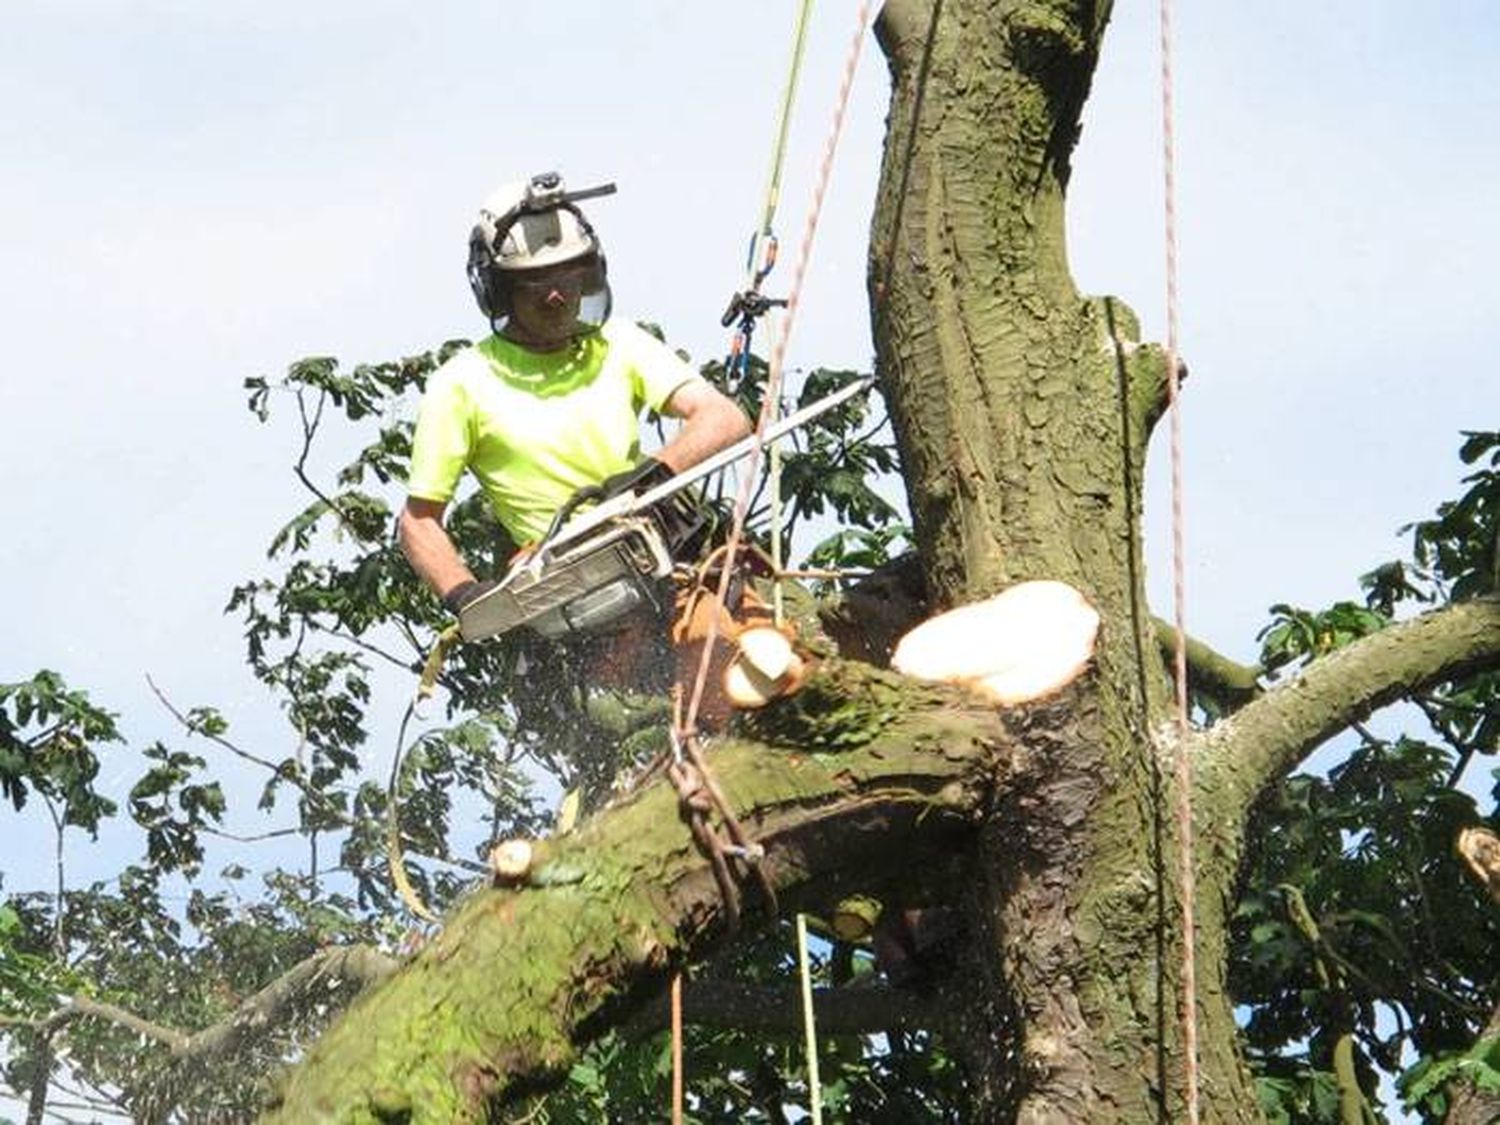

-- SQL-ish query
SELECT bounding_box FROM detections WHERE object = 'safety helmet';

[466,171,615,335]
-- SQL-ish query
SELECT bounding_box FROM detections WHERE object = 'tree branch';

[1152,615,1262,710]
[22,945,398,1069]
[818,552,928,665]
[146,674,357,831]
[269,661,1023,1122]
[874,0,932,58]
[1201,598,1500,811]
[1444,1001,1500,1125]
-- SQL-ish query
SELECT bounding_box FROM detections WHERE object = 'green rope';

[796,912,824,1125]
[746,0,816,287]
[753,0,814,627]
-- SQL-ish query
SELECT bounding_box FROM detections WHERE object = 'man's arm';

[397,497,476,604]
[654,381,751,473]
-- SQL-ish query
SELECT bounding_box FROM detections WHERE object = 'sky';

[1,0,1497,1110]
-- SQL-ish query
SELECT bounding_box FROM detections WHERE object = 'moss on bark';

[267,664,1013,1121]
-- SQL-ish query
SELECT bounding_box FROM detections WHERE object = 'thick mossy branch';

[268,662,1016,1123]
[1152,615,1263,710]
[1201,598,1500,811]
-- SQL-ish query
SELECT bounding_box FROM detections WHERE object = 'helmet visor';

[508,260,602,303]
[498,255,611,342]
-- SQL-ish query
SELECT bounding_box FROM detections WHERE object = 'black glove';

[442,579,497,615]
[597,457,673,501]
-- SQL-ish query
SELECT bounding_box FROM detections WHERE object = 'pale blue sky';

[1,0,1496,1009]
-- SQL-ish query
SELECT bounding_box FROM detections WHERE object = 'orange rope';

[682,0,874,738]
[1159,0,1199,1118]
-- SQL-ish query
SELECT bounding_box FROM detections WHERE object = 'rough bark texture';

[868,1,1229,1119]
[1202,599,1500,815]
[270,2,1500,1121]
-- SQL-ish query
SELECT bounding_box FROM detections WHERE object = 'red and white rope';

[681,0,873,737]
[1160,0,1200,1118]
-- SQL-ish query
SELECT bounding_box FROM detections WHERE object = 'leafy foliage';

[517,923,967,1123]
[1257,601,1389,676]
[1406,431,1500,604]
[1234,431,1500,1123]
[1399,1030,1500,1120]
[0,671,121,832]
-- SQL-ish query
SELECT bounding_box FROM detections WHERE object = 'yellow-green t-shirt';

[407,319,702,543]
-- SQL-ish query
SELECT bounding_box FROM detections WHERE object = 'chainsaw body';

[454,376,876,645]
[457,508,674,642]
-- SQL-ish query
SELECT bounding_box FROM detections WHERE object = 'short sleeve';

[406,363,475,503]
[605,320,706,415]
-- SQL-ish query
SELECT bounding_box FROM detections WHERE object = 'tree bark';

[1444,999,1500,1125]
[1203,599,1500,814]
[867,1,1241,1119]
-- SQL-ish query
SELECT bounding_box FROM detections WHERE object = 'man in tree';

[398,172,749,669]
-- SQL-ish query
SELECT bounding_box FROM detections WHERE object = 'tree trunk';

[869,1,1250,1118]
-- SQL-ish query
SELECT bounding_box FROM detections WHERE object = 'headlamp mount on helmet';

[508,171,617,220]
[467,172,617,335]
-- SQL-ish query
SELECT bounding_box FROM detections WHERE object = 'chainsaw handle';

[538,482,608,552]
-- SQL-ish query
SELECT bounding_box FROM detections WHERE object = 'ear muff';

[466,227,505,319]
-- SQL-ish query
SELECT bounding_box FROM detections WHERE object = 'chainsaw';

[456,375,875,643]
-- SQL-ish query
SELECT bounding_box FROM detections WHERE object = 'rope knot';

[667,760,714,815]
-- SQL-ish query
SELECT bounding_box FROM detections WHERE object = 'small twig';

[146,675,282,775]
[292,390,363,540]
[201,825,299,844]
[1412,697,1484,787]
[313,621,423,675]
[146,674,355,828]
[1416,694,1494,718]
[845,408,893,450]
